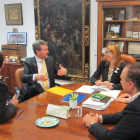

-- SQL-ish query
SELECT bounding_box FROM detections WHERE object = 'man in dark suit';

[21,40,67,102]
[82,62,140,140]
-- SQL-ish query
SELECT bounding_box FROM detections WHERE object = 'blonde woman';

[90,42,126,90]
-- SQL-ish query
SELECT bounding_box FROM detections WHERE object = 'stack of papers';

[82,96,114,110]
[91,85,110,91]
[100,90,121,99]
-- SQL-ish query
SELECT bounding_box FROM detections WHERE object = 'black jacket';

[21,56,59,100]
[90,61,126,90]
[89,95,140,140]
[0,80,16,124]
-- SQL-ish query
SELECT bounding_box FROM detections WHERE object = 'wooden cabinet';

[0,63,24,94]
[1,44,27,61]
[96,0,140,66]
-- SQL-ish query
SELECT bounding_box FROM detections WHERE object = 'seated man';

[82,62,140,140]
[20,40,67,102]
[0,52,18,124]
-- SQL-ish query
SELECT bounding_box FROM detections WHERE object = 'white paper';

[82,98,105,106]
[91,85,110,91]
[100,90,121,99]
[75,85,94,94]
[82,97,114,110]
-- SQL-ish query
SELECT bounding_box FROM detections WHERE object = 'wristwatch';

[89,122,95,128]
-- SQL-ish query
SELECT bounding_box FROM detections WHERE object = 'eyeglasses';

[105,51,112,54]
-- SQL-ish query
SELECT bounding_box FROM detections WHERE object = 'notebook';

[61,93,87,104]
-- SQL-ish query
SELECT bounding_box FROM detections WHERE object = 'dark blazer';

[0,80,16,124]
[90,61,126,90]
[21,56,59,100]
[89,95,140,140]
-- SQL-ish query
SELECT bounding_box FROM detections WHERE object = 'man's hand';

[11,94,19,107]
[102,81,113,89]
[115,93,131,104]
[82,113,99,127]
[34,74,48,81]
[57,64,67,76]
[95,80,102,86]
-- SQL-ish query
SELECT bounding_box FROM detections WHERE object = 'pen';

[18,109,24,117]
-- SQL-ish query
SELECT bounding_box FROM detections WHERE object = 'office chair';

[15,67,61,95]
[103,54,136,63]
[14,68,24,101]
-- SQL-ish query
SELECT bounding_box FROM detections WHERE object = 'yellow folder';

[46,87,73,96]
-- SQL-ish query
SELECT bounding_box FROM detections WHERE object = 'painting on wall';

[4,3,23,25]
[34,0,90,82]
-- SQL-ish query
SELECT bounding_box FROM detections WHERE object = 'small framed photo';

[9,55,18,62]
[4,3,23,25]
[119,10,125,20]
[7,32,27,45]
[139,32,140,38]
[126,31,132,38]
[133,32,139,38]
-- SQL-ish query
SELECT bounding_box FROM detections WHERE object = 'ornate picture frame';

[34,0,90,82]
[4,3,23,25]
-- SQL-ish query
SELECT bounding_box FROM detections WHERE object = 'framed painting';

[34,0,90,82]
[7,32,27,45]
[4,3,23,25]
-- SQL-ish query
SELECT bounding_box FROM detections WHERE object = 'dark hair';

[32,40,48,55]
[0,52,4,69]
[125,62,140,91]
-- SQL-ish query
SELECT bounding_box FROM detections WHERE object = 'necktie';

[41,60,49,90]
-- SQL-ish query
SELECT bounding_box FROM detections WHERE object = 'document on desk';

[100,90,121,99]
[91,85,110,91]
[75,85,94,94]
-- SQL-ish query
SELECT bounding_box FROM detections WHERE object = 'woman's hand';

[95,80,102,86]
[102,81,113,89]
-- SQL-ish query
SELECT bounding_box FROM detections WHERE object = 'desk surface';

[0,83,126,140]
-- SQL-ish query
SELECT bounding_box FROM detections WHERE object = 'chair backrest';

[15,68,24,91]
[103,54,136,63]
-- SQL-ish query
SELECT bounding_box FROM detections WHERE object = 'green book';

[91,93,107,101]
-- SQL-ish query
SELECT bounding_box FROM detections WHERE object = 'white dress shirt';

[33,56,50,88]
[128,92,140,103]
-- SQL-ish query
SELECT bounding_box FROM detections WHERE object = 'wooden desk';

[0,83,127,140]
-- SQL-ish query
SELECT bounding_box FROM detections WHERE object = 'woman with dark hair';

[0,52,18,124]
[90,42,126,90]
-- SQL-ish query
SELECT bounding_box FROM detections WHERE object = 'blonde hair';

[106,42,122,68]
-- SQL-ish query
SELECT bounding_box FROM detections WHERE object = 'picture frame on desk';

[7,32,27,45]
[4,3,23,25]
[9,55,18,63]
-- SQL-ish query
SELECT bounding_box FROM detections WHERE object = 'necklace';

[108,67,114,81]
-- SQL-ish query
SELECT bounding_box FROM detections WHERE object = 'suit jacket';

[89,95,140,140]
[0,80,16,124]
[21,56,59,100]
[90,61,126,90]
